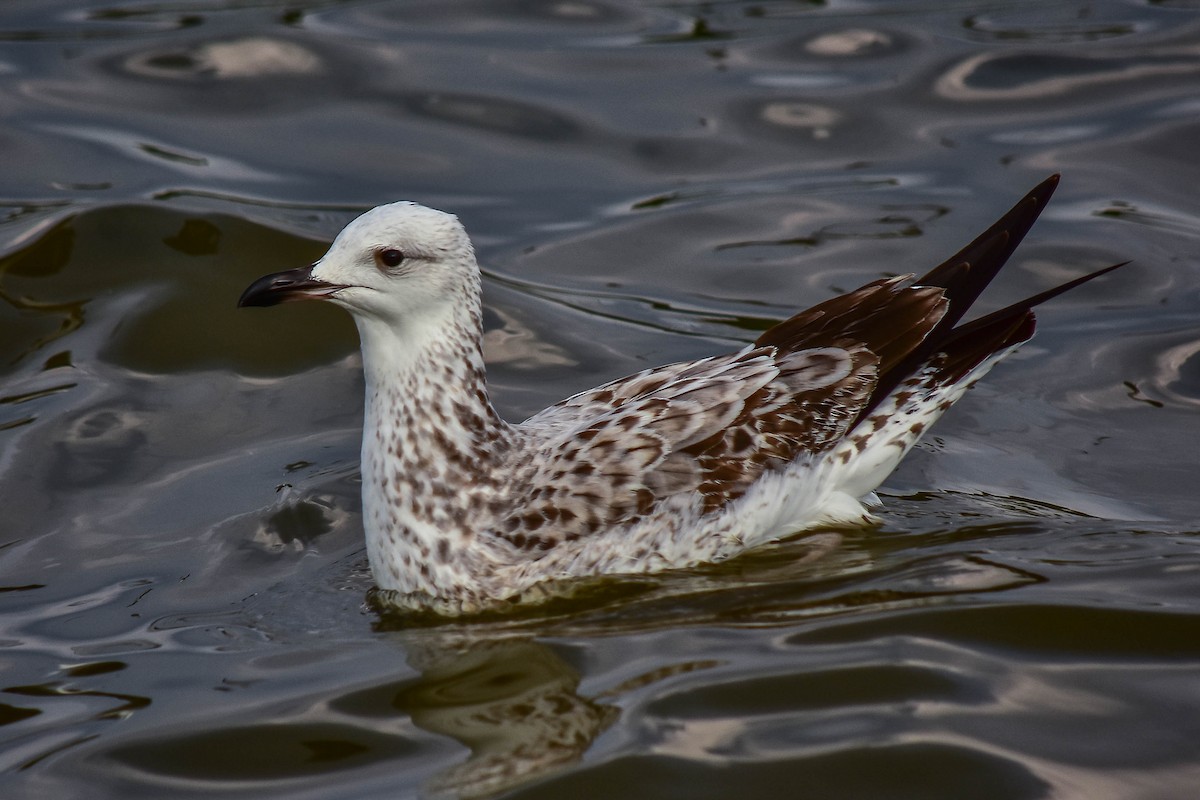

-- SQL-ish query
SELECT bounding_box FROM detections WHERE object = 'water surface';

[2,1,1199,798]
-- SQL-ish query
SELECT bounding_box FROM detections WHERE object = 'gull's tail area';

[804,175,1125,504]
[856,174,1124,425]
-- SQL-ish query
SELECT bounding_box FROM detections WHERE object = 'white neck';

[353,296,514,599]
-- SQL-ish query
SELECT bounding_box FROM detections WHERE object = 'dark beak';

[237,266,344,308]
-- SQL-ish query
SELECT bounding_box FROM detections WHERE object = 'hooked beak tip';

[237,267,343,308]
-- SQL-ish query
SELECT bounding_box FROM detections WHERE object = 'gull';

[239,175,1123,614]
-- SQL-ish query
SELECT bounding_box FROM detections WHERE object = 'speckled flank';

[239,176,1123,615]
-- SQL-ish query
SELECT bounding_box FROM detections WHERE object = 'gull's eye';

[376,248,405,269]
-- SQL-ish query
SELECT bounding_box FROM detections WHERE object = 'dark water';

[2,1,1199,797]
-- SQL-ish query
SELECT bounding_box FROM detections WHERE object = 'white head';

[239,202,481,336]
[313,202,478,324]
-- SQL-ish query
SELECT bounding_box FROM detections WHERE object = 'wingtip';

[1035,173,1061,194]
[847,174,1123,429]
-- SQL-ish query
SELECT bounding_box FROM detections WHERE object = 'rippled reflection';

[92,633,628,798]
[0,0,1197,798]
[936,50,1200,101]
[126,38,323,80]
[398,634,619,797]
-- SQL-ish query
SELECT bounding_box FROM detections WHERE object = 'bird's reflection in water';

[371,544,839,797]
[91,627,639,797]
[392,630,619,799]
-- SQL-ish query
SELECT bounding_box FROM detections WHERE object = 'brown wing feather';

[503,345,877,549]
[683,345,878,513]
[502,175,1125,553]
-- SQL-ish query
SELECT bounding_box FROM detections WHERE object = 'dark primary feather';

[846,173,1066,425]
[506,176,1124,548]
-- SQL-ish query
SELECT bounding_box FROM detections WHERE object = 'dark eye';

[377,248,405,269]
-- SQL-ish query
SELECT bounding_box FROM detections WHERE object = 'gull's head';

[238,202,478,327]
